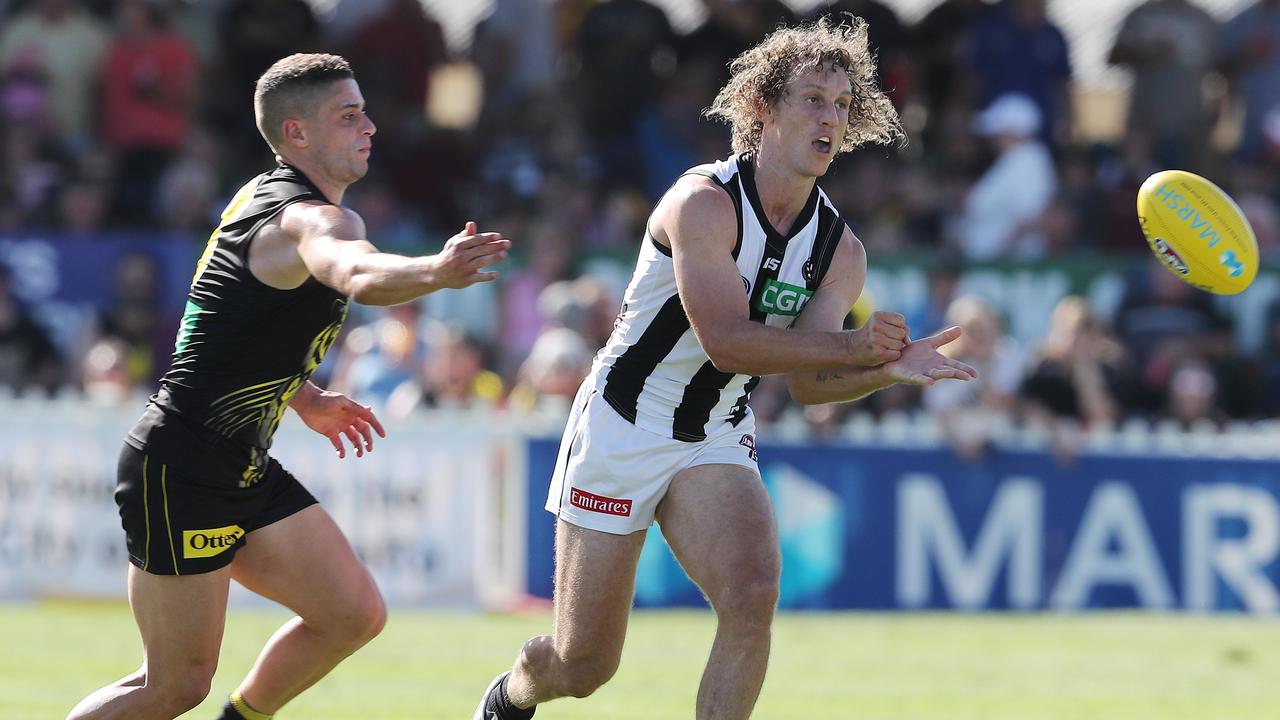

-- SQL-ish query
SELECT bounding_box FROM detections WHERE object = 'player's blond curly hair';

[705,16,904,155]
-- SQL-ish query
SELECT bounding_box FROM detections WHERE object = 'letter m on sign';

[896,475,1043,609]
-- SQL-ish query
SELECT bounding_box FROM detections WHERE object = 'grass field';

[3,602,1278,719]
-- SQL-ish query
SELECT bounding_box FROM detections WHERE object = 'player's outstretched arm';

[785,229,976,404]
[284,203,510,305]
[666,179,904,376]
[289,380,387,458]
[788,323,978,404]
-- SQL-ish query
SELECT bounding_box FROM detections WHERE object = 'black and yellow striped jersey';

[128,162,348,485]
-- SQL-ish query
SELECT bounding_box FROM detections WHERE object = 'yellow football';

[1136,170,1258,295]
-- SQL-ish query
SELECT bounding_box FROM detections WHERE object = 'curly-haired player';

[473,17,976,720]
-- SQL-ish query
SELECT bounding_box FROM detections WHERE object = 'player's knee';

[174,676,215,713]
[342,583,387,649]
[517,634,555,670]
[559,657,617,699]
[519,635,618,699]
[515,634,557,685]
[558,645,622,699]
[153,665,215,714]
[713,564,780,624]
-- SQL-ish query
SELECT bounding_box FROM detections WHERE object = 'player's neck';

[750,153,816,228]
[278,154,348,205]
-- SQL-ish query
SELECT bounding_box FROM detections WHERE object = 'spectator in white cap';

[951,93,1057,261]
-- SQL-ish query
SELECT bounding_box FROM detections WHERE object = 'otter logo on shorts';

[182,525,245,559]
[570,488,632,516]
[739,434,758,462]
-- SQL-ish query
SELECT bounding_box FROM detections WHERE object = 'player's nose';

[821,102,840,127]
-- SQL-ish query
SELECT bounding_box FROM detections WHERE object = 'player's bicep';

[287,204,380,292]
[666,182,749,343]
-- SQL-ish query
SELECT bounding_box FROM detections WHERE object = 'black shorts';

[114,442,317,575]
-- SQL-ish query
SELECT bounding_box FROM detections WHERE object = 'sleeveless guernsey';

[592,153,846,442]
[128,163,349,485]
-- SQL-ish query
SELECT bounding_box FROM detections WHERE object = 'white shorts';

[544,381,761,534]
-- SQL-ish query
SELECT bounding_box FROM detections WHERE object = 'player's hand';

[295,389,386,458]
[882,326,978,386]
[430,221,510,289]
[847,311,909,366]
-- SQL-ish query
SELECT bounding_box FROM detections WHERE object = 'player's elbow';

[346,273,389,306]
[347,278,377,304]
[702,334,750,374]
[705,350,740,374]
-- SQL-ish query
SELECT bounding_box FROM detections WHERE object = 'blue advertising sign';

[525,440,1280,613]
[0,235,196,309]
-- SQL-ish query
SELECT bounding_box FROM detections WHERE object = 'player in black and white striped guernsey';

[594,151,852,443]
[475,17,978,720]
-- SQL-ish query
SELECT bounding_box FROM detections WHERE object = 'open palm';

[296,389,387,458]
[883,326,979,386]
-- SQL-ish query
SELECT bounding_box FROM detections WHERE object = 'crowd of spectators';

[2,0,1280,454]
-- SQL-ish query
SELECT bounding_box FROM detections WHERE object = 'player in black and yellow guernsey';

[66,54,510,720]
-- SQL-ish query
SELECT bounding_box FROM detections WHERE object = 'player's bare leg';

[66,565,232,720]
[503,520,647,707]
[657,463,781,720]
[227,504,386,714]
[67,666,147,709]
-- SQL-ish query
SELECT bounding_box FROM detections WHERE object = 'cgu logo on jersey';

[755,279,814,316]
[183,525,245,559]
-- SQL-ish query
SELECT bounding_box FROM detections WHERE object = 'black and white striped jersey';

[591,153,847,442]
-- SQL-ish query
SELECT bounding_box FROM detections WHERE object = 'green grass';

[3,602,1278,719]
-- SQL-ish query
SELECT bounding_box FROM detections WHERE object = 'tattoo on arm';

[815,370,845,383]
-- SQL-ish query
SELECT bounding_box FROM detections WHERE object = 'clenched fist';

[847,310,908,366]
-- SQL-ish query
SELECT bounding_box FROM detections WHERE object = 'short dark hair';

[253,53,354,152]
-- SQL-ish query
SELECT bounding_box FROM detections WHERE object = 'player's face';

[310,79,376,184]
[762,65,851,178]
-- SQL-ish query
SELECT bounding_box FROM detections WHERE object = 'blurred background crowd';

[2,0,1280,458]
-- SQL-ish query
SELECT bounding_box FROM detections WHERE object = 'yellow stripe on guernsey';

[206,375,294,437]
[192,176,262,286]
[182,525,245,559]
[205,309,347,446]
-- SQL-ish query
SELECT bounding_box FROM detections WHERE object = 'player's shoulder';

[652,157,744,247]
[280,199,356,226]
[280,200,364,241]
[670,160,742,211]
[659,174,738,236]
[670,172,735,206]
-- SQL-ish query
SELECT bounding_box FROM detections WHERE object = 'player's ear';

[282,118,308,149]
